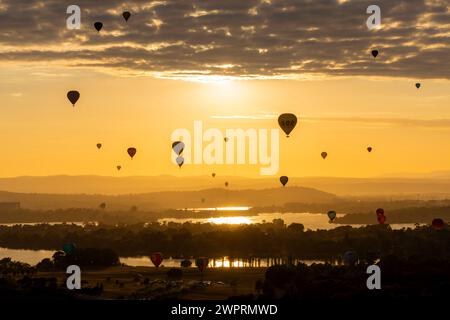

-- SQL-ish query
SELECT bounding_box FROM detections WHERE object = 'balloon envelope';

[117,165,122,171]
[225,182,229,187]
[278,113,297,137]
[176,156,184,168]
[376,208,384,216]
[195,257,209,272]
[172,141,185,155]
[67,91,80,106]
[321,152,328,159]
[371,50,379,58]
[343,251,358,266]
[99,203,106,209]
[432,218,444,230]
[63,243,76,255]
[96,143,102,149]
[127,147,137,159]
[279,176,288,187]
[150,252,163,267]
[327,210,337,221]
[367,147,372,152]
[415,83,421,89]
[212,173,216,178]
[94,22,103,32]
[123,11,131,22]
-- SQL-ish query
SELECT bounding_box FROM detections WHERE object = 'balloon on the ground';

[432,218,444,230]
[172,141,185,155]
[94,22,103,32]
[279,176,288,187]
[343,251,358,266]
[195,257,209,272]
[63,243,76,255]
[67,91,80,106]
[278,113,297,137]
[127,147,137,159]
[150,252,163,267]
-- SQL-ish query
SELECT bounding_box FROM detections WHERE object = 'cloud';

[0,0,448,80]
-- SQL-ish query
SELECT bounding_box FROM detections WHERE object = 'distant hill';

[0,187,337,210]
[1,175,450,197]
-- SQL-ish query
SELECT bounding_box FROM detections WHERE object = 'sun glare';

[206,216,253,224]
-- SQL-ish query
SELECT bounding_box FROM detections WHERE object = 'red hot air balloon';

[67,91,80,106]
[150,252,163,267]
[127,147,137,159]
[432,218,444,230]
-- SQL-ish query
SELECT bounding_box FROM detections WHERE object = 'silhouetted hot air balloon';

[343,251,358,266]
[371,49,379,58]
[176,156,184,168]
[172,141,185,155]
[224,137,229,142]
[278,113,297,137]
[279,176,288,187]
[321,152,328,159]
[327,210,337,222]
[127,147,136,159]
[212,173,216,178]
[225,182,229,187]
[122,11,131,22]
[432,218,444,230]
[96,143,102,149]
[99,202,106,209]
[195,257,209,273]
[63,243,76,255]
[367,146,373,153]
[415,83,421,89]
[117,165,122,171]
[150,252,163,267]
[67,91,80,106]
[94,22,103,32]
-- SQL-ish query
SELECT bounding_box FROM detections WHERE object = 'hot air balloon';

[225,182,229,187]
[343,251,358,266]
[195,257,209,273]
[94,22,103,32]
[150,252,163,267]
[117,165,122,171]
[122,11,131,22]
[172,141,184,155]
[327,210,337,222]
[371,49,379,58]
[99,203,106,209]
[367,146,373,153]
[432,218,444,230]
[96,143,102,149]
[279,176,288,187]
[377,214,386,225]
[415,83,421,89]
[278,113,298,137]
[321,152,328,159]
[224,137,229,142]
[67,91,80,106]
[176,156,184,168]
[127,147,136,159]
[376,208,384,216]
[63,243,76,255]
[212,173,216,178]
